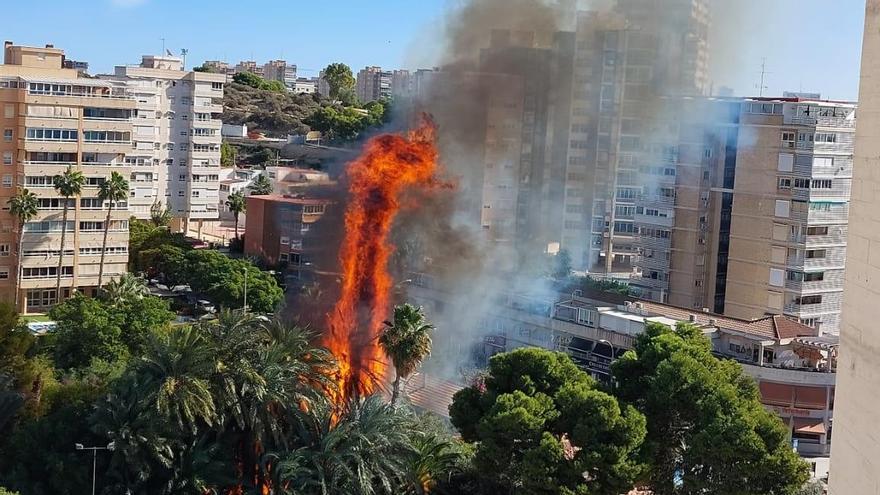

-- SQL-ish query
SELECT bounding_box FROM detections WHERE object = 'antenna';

[755,58,771,97]
[181,48,188,70]
[160,37,165,55]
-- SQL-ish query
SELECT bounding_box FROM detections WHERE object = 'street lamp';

[75,441,115,495]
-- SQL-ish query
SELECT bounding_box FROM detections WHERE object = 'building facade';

[244,195,330,278]
[263,60,297,88]
[828,1,880,492]
[104,56,225,235]
[630,96,855,334]
[0,42,135,312]
[355,66,392,102]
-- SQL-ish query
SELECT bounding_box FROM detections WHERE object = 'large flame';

[326,116,440,400]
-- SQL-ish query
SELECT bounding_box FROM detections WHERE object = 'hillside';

[222,82,322,137]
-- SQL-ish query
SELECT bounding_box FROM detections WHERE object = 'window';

[811,179,832,189]
[0,244,9,257]
[37,198,74,209]
[3,129,11,142]
[774,200,791,218]
[178,191,185,197]
[2,175,12,188]
[22,266,73,279]
[192,190,200,198]
[79,221,103,231]
[179,174,186,181]
[180,131,188,137]
[781,131,796,147]
[777,177,791,189]
[804,272,824,282]
[806,249,826,259]
[280,236,290,245]
[807,226,828,236]
[3,105,12,118]
[795,295,823,305]
[85,177,106,186]
[787,271,804,282]
[211,82,223,90]
[2,152,11,165]
[25,128,78,141]
[778,153,794,172]
[769,268,784,287]
[810,202,831,212]
[815,132,837,143]
[167,143,174,150]
[26,289,56,309]
[0,267,8,280]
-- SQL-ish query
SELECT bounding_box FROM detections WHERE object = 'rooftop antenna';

[755,58,771,97]
[160,38,165,55]
[181,48,188,70]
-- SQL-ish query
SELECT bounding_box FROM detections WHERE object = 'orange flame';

[325,116,440,401]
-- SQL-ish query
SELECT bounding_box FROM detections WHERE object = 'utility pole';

[243,267,248,313]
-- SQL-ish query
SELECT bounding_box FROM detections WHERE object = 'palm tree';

[277,395,414,495]
[224,191,246,240]
[379,304,434,405]
[139,325,217,432]
[52,166,84,302]
[249,174,273,196]
[7,189,38,309]
[103,273,150,306]
[97,171,129,289]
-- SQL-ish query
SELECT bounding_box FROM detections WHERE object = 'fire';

[326,116,440,400]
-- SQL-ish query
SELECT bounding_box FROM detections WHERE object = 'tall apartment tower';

[828,1,880,490]
[566,1,711,274]
[0,42,135,312]
[355,66,392,102]
[719,98,854,333]
[104,56,225,234]
[630,97,855,334]
[263,60,296,88]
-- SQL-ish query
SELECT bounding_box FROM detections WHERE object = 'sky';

[2,0,867,101]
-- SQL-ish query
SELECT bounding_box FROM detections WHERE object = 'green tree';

[7,190,38,309]
[321,63,356,101]
[97,171,129,289]
[102,273,150,305]
[379,304,434,405]
[49,291,174,370]
[182,250,282,313]
[612,322,811,495]
[52,166,84,302]
[277,395,413,495]
[225,191,246,241]
[449,348,646,494]
[305,105,372,142]
[249,174,274,195]
[233,71,264,89]
[220,142,236,167]
[149,200,172,227]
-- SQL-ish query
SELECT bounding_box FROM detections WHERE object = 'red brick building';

[244,195,331,268]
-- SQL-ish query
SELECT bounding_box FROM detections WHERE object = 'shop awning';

[793,418,826,435]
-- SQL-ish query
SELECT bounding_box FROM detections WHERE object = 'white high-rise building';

[103,55,225,234]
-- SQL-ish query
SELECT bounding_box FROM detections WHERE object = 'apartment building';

[568,1,711,274]
[104,55,225,235]
[0,42,135,312]
[355,66,392,102]
[721,98,854,333]
[244,195,331,280]
[829,1,880,491]
[234,60,263,78]
[263,60,296,88]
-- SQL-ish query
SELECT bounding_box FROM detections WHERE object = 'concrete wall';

[828,2,880,492]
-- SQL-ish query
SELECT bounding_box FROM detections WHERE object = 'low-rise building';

[244,195,331,275]
[292,78,317,94]
[409,277,836,478]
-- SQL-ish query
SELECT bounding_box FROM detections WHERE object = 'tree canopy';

[321,63,356,101]
[612,322,811,495]
[450,348,646,494]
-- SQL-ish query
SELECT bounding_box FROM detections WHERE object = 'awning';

[793,418,826,435]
